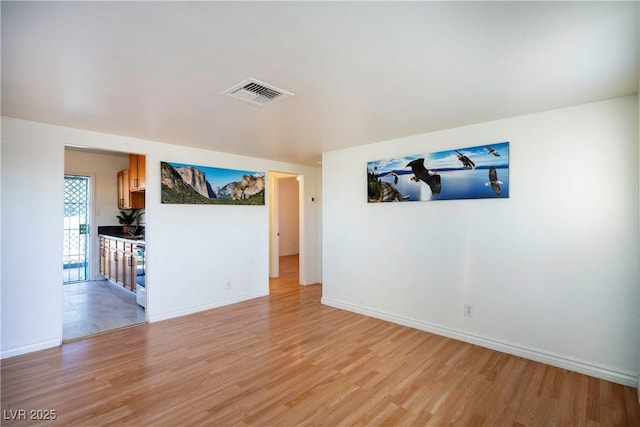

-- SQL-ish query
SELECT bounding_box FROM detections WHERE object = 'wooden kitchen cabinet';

[99,237,108,278]
[108,239,119,283]
[129,154,146,191]
[100,235,138,293]
[116,154,145,209]
[117,169,144,209]
[117,170,131,209]
[123,244,137,292]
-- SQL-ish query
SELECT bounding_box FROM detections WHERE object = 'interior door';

[63,175,90,283]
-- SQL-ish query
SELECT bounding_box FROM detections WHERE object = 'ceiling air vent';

[221,78,294,106]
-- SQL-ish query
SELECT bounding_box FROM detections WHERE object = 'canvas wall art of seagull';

[406,158,441,195]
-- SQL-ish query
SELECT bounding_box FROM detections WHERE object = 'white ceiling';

[2,1,638,166]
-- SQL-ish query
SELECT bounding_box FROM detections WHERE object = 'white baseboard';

[149,290,269,323]
[321,297,638,387]
[1,338,61,360]
[301,277,322,286]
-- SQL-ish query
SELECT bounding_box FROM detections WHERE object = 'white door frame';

[268,171,302,280]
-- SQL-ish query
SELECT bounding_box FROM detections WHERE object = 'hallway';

[269,254,301,295]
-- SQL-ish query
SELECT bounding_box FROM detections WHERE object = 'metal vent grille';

[221,78,294,106]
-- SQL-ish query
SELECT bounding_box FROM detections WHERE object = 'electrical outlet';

[464,304,473,318]
[226,280,232,289]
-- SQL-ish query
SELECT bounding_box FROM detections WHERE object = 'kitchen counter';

[97,225,145,243]
[99,233,145,242]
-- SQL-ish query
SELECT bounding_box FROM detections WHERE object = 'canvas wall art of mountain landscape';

[367,141,509,203]
[161,161,266,205]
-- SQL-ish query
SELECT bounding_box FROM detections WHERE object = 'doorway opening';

[63,147,146,342]
[269,172,301,289]
[63,175,90,284]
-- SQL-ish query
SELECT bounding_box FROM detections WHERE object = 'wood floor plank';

[2,255,639,426]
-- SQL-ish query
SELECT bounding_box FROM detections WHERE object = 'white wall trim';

[1,338,61,360]
[149,290,269,323]
[321,297,638,387]
[300,277,322,286]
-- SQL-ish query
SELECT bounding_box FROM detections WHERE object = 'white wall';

[278,177,300,257]
[300,173,322,286]
[322,96,639,386]
[1,117,321,358]
[637,53,640,399]
[65,149,130,280]
[1,121,64,355]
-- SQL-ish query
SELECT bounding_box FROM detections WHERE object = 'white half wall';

[322,96,639,386]
[1,117,321,358]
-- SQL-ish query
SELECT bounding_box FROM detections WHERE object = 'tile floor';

[63,280,146,341]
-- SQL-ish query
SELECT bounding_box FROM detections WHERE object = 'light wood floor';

[2,255,639,426]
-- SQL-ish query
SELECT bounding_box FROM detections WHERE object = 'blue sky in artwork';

[368,141,509,173]
[168,162,265,188]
